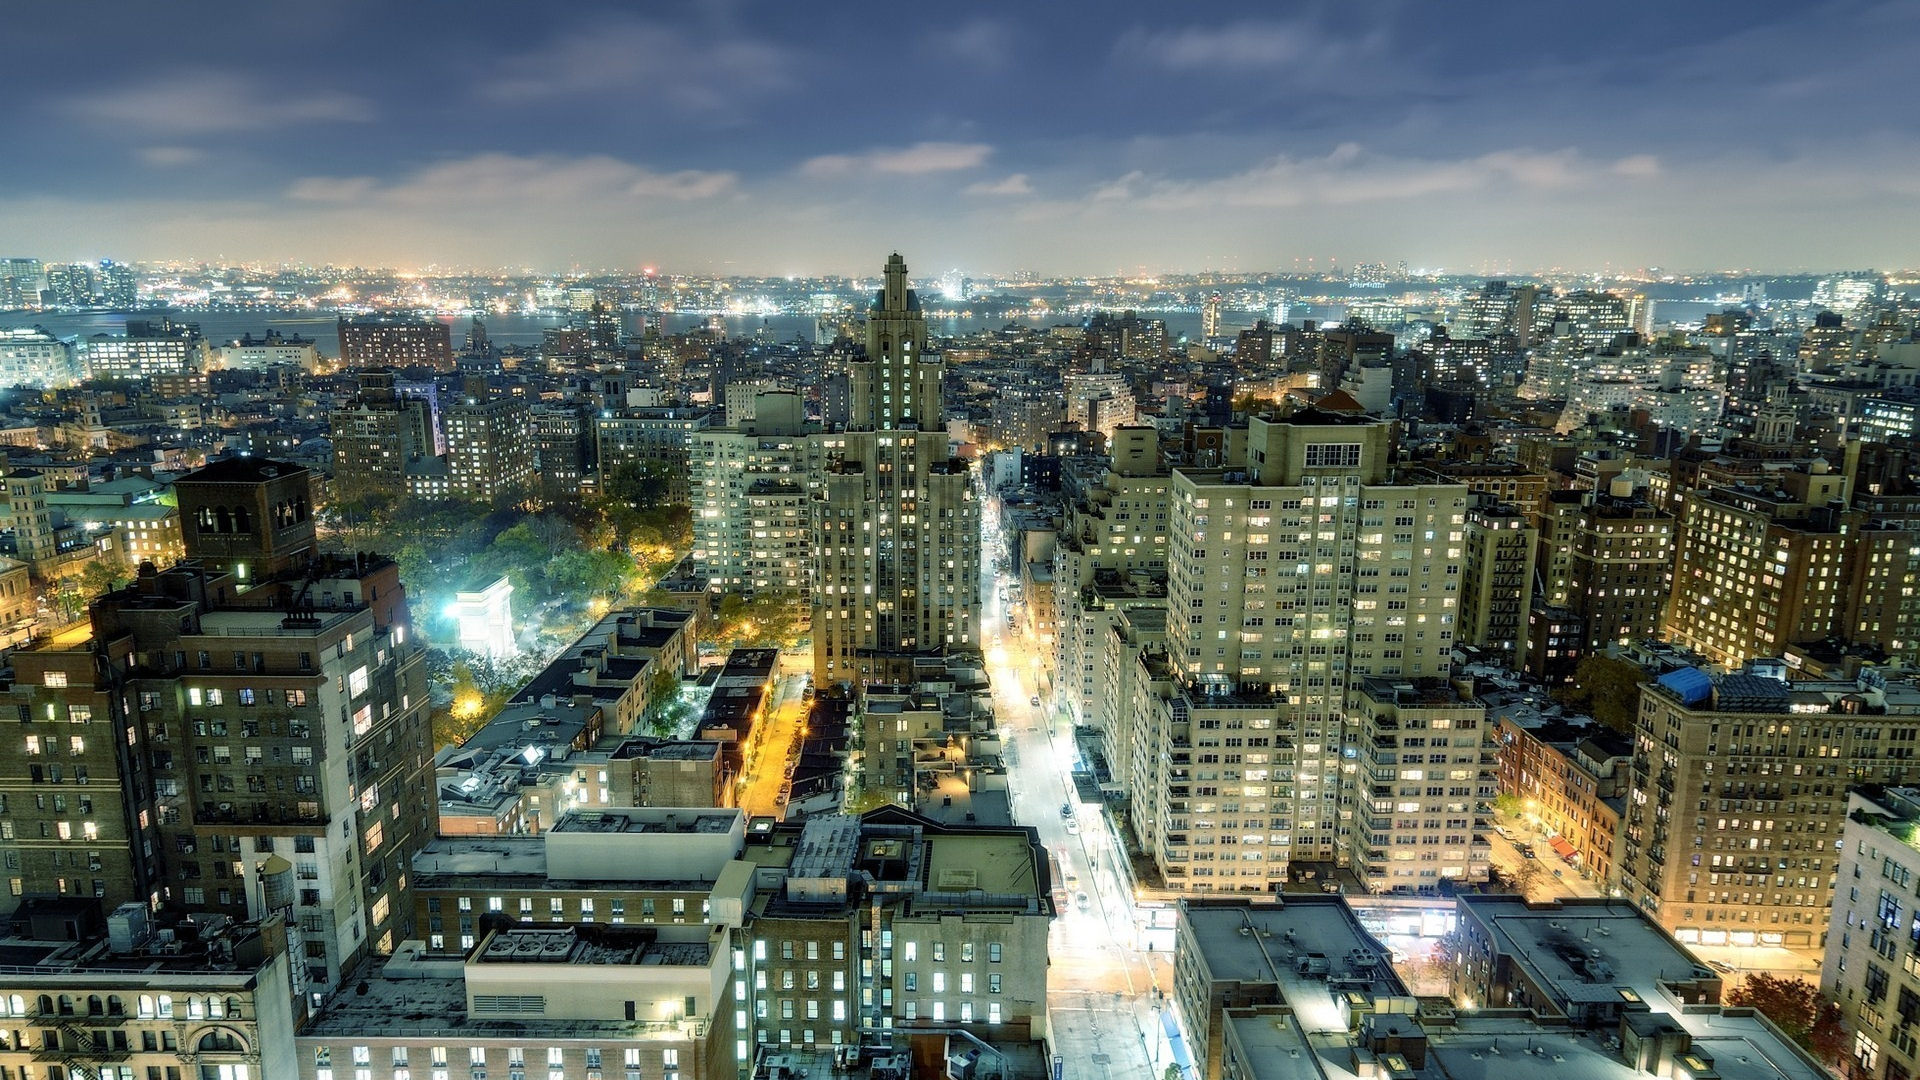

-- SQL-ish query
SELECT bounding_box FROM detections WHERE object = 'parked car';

[1075,891,1092,911]
[1066,819,1080,834]
[1060,803,1073,818]
[1521,848,1537,859]
[1030,696,1041,706]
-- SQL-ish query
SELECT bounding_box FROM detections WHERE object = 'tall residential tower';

[812,255,979,687]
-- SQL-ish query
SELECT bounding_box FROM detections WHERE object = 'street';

[1483,828,1604,902]
[736,648,813,817]
[980,489,1175,1080]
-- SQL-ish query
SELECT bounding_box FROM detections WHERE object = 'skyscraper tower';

[812,254,979,687]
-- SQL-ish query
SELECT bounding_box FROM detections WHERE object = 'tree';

[602,461,675,508]
[1504,857,1545,898]
[708,592,809,650]
[1553,655,1648,733]
[79,557,132,596]
[1725,974,1846,1060]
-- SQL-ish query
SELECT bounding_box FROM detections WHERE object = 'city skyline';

[5,2,1918,275]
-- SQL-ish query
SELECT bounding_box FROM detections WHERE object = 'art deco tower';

[812,254,979,687]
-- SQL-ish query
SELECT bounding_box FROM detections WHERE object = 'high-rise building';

[1140,406,1482,889]
[811,255,979,688]
[96,260,137,308]
[337,317,454,370]
[0,327,80,388]
[1050,426,1170,729]
[530,401,596,506]
[1826,786,1920,1080]
[692,390,813,597]
[329,370,438,500]
[0,457,436,1004]
[596,407,713,504]
[1346,677,1493,891]
[1850,491,1920,666]
[214,330,320,373]
[42,262,94,307]
[1566,484,1675,650]
[444,377,533,503]
[0,257,45,310]
[77,320,205,381]
[1664,466,1852,667]
[1620,662,1920,948]
[1456,500,1537,665]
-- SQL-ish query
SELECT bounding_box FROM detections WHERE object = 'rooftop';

[1458,897,1711,1007]
[177,456,309,485]
[473,926,711,967]
[1183,897,1407,1000]
[552,808,739,835]
[196,608,357,637]
[303,956,702,1042]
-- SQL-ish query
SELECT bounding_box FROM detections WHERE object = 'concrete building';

[1664,465,1852,667]
[0,457,437,1004]
[412,806,752,956]
[530,401,596,506]
[1347,677,1494,893]
[1173,897,1410,1080]
[1847,491,1920,667]
[0,326,80,388]
[1488,688,1631,892]
[849,683,999,813]
[1174,893,1828,1080]
[1146,405,1469,888]
[301,924,736,1080]
[1824,786,1920,1080]
[78,329,204,381]
[0,914,300,1080]
[214,330,320,372]
[1568,484,1675,652]
[329,370,438,500]
[444,377,533,503]
[1619,661,1920,947]
[1448,895,1722,1028]
[102,502,185,568]
[596,407,714,504]
[812,255,979,688]
[1050,426,1171,730]
[693,390,814,597]
[743,810,1051,1051]
[337,317,453,370]
[1457,500,1536,666]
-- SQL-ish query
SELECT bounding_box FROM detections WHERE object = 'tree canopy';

[1552,655,1648,733]
[1725,973,1846,1061]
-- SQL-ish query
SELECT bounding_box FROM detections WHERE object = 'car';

[1707,960,1736,973]
[1064,872,1080,889]
[1521,848,1537,859]
[1066,819,1080,834]
[1493,825,1514,840]
[1060,803,1073,818]
[1030,696,1041,707]
[1075,891,1091,911]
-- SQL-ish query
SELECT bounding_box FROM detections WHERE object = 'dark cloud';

[0,1,1912,272]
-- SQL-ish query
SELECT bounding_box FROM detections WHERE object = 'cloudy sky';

[4,1,1916,275]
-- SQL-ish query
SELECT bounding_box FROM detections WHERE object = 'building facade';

[812,255,979,688]
[1620,663,1920,948]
